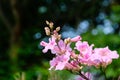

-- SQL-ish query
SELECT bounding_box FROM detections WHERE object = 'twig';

[79,71,89,80]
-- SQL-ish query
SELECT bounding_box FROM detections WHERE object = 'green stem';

[100,67,107,80]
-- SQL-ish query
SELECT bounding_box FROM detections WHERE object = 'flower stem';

[79,72,89,80]
[100,67,107,80]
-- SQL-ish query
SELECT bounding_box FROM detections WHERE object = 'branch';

[0,1,12,32]
[10,0,21,44]
[10,0,20,25]
[79,71,89,80]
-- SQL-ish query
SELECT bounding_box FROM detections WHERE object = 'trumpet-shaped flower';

[49,51,71,70]
[52,40,72,55]
[90,47,119,67]
[40,37,56,53]
[75,41,93,55]
[75,41,94,65]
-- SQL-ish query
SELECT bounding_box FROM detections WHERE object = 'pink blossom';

[75,41,93,55]
[51,40,72,55]
[40,37,56,53]
[90,47,119,67]
[49,51,71,70]
[40,21,120,80]
[70,36,82,42]
[75,41,94,65]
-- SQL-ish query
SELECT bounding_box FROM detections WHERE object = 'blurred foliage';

[0,0,120,80]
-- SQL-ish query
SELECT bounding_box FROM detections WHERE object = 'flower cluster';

[40,21,119,79]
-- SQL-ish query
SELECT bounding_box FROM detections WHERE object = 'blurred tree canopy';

[0,0,120,80]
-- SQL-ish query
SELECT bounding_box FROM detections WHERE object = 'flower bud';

[46,20,49,25]
[49,22,54,29]
[79,66,83,70]
[64,38,70,44]
[45,27,50,36]
[70,36,81,42]
[58,35,61,40]
[56,27,60,32]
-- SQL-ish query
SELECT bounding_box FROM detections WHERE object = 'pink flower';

[75,41,94,65]
[90,47,119,67]
[40,37,56,53]
[75,41,93,55]
[49,51,71,70]
[51,40,72,55]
